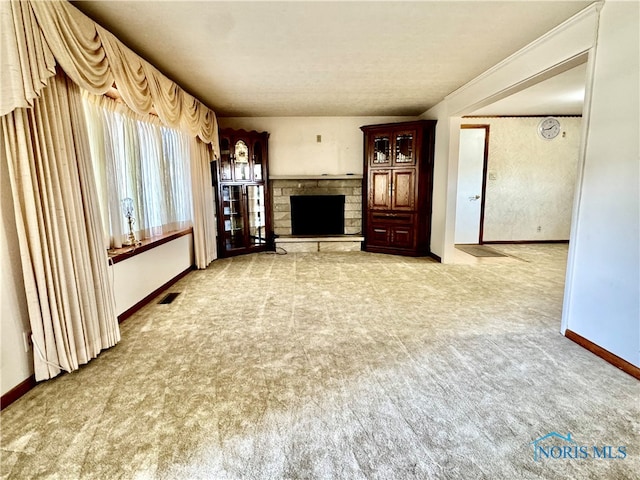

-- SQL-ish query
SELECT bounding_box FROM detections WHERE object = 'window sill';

[107,228,193,265]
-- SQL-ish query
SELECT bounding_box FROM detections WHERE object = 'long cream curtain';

[1,0,220,157]
[0,0,56,115]
[191,138,218,268]
[1,0,220,381]
[1,71,120,381]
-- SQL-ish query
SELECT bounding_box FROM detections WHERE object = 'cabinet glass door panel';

[372,135,391,165]
[247,185,266,246]
[234,140,250,180]
[394,131,416,165]
[222,185,246,250]
[253,141,263,180]
[220,138,232,180]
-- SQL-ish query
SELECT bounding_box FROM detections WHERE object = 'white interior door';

[455,127,486,244]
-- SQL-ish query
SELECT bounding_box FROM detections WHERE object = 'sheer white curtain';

[82,94,192,248]
[163,126,193,231]
[1,71,119,381]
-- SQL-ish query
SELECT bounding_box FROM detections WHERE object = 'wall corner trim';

[565,329,640,380]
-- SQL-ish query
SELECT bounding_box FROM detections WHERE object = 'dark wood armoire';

[361,120,437,256]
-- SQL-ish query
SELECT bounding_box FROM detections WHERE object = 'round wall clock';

[538,117,561,140]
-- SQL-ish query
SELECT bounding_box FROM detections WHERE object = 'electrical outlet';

[22,331,32,353]
[537,226,542,232]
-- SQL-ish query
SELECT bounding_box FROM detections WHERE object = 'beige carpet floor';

[1,245,638,479]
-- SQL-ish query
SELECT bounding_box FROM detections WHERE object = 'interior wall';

[563,0,639,366]
[463,117,582,242]
[109,234,194,316]
[428,108,461,259]
[218,116,414,177]
[1,144,33,397]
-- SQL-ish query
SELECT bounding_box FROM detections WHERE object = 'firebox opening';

[290,195,345,236]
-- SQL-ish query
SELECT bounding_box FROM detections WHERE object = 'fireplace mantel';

[270,174,363,180]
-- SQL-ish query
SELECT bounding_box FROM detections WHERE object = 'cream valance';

[1,0,219,157]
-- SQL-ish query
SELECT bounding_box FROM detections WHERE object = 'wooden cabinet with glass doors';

[361,120,436,256]
[216,129,272,257]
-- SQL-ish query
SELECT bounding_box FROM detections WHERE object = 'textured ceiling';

[71,1,593,117]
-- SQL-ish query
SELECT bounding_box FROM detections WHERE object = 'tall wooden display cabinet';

[215,128,272,257]
[361,120,436,256]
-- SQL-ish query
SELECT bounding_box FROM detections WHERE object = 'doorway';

[454,125,489,245]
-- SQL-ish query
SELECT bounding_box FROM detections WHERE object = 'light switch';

[316,135,322,143]
[489,172,497,181]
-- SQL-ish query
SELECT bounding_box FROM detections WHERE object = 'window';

[83,94,192,248]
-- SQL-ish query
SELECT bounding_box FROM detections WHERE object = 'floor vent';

[159,292,180,304]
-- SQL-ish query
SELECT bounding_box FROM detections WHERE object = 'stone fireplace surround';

[271,175,364,252]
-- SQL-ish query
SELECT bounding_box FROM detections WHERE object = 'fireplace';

[290,195,345,235]
[270,176,363,252]
[270,177,362,237]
